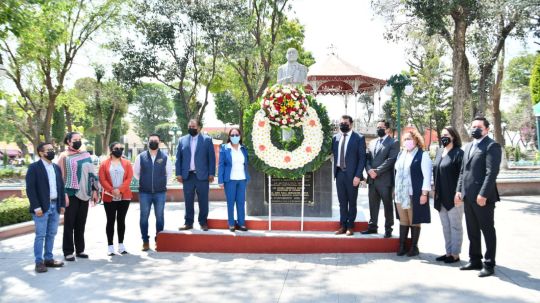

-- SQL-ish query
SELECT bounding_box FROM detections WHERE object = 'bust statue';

[277,48,308,86]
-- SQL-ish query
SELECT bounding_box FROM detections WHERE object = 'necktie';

[340,133,347,169]
[469,142,477,157]
[375,139,383,154]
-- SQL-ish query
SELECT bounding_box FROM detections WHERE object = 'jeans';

[33,202,60,264]
[224,180,246,227]
[139,192,166,243]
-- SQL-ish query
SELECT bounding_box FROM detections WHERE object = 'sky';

[1,0,538,129]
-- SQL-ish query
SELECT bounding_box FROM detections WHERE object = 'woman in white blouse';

[218,128,250,232]
[394,129,432,257]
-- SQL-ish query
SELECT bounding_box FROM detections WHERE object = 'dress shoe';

[201,224,209,231]
[360,229,377,235]
[142,242,150,251]
[44,259,64,267]
[444,256,460,264]
[229,226,236,232]
[76,253,89,259]
[436,255,448,262]
[479,265,495,277]
[237,226,248,231]
[178,224,193,231]
[35,263,48,273]
[346,228,354,236]
[460,262,483,271]
[384,230,392,238]
[335,227,346,235]
[64,254,75,262]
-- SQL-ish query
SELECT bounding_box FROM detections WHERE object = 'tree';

[0,0,121,153]
[531,54,540,105]
[112,0,242,127]
[130,83,174,141]
[214,91,242,125]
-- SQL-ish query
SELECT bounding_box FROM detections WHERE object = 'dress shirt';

[336,130,352,168]
[133,152,173,180]
[228,144,246,180]
[190,134,199,171]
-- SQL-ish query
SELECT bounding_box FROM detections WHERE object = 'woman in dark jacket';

[433,126,464,263]
[218,128,250,232]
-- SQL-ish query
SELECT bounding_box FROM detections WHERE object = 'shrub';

[0,196,31,227]
[514,147,522,162]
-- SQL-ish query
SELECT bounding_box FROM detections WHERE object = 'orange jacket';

[98,157,134,202]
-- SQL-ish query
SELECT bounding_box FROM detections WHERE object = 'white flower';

[283,88,291,94]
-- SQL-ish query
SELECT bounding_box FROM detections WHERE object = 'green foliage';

[51,108,66,146]
[130,83,174,140]
[514,146,522,162]
[531,55,540,105]
[243,94,332,179]
[214,91,242,125]
[2,151,8,167]
[0,196,31,227]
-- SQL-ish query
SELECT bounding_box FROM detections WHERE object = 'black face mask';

[339,123,350,133]
[188,128,198,137]
[112,149,123,158]
[440,136,451,147]
[148,141,159,150]
[44,151,55,161]
[377,128,386,138]
[72,141,82,150]
[470,128,483,139]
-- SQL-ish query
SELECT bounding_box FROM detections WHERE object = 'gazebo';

[305,52,386,129]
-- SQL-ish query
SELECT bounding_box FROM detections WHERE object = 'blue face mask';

[230,136,241,144]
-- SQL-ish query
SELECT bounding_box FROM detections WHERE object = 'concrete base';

[246,160,333,217]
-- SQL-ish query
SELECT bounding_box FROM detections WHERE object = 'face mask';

[339,123,350,133]
[404,139,415,151]
[377,128,386,137]
[112,149,123,158]
[440,136,451,147]
[471,128,483,139]
[44,151,55,161]
[72,141,82,150]
[230,136,241,145]
[148,141,159,150]
[188,128,198,137]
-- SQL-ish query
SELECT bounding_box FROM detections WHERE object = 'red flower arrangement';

[260,84,309,127]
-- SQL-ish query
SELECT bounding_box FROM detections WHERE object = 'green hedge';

[0,196,31,227]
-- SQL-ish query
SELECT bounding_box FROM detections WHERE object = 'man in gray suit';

[362,120,400,238]
[455,116,501,277]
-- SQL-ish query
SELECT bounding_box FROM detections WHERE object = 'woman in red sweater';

[98,142,134,256]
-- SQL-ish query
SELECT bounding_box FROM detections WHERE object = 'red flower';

[306,146,312,153]
[259,145,266,151]
[284,155,291,163]
[258,121,265,127]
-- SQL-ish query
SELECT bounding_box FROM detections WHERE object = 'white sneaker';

[118,243,128,255]
[107,245,115,256]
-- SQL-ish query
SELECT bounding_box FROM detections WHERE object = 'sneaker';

[35,263,48,273]
[108,245,115,256]
[118,243,128,255]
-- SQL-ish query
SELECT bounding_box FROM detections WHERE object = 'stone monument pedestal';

[246,160,333,217]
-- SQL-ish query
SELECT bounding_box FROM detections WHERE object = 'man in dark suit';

[362,120,400,238]
[332,115,367,236]
[176,119,216,231]
[455,117,501,277]
[26,142,66,273]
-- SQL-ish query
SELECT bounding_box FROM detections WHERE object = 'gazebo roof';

[305,54,386,95]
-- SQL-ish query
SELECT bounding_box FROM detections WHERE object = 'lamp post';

[383,74,414,143]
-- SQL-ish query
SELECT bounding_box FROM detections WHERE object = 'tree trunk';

[451,15,472,142]
[491,46,506,169]
[64,104,73,132]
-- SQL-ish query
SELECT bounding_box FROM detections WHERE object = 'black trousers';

[63,195,89,256]
[367,182,394,231]
[335,169,358,228]
[464,199,497,266]
[104,200,131,245]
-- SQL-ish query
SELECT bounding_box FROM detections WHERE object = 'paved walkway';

[1,189,539,302]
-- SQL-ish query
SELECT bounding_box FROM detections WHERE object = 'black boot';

[396,225,409,256]
[407,226,421,257]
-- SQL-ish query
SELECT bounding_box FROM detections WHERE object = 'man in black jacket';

[26,142,66,273]
[455,117,501,277]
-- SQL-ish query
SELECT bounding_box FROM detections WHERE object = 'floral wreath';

[243,84,332,178]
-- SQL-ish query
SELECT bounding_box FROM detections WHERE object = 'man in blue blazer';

[176,119,216,231]
[26,142,66,273]
[332,115,367,236]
